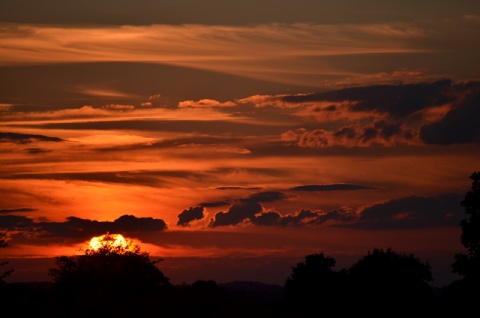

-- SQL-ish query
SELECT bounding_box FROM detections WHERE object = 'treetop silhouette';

[49,232,171,298]
[452,171,480,280]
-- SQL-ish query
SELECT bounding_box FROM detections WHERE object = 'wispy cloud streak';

[0,23,429,86]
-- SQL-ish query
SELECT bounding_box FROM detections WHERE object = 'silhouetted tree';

[0,232,13,285]
[50,234,170,293]
[49,233,171,316]
[452,171,480,280]
[348,248,433,317]
[283,252,348,316]
[443,171,480,311]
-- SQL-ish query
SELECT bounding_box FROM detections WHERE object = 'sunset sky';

[1,0,479,287]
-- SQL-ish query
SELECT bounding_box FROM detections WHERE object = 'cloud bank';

[0,214,167,240]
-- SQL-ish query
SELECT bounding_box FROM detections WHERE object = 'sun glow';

[88,233,130,251]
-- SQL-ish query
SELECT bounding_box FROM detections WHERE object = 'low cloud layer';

[290,184,372,191]
[282,80,453,118]
[0,214,167,241]
[209,201,263,227]
[0,208,37,214]
[0,132,63,144]
[2,170,210,188]
[355,194,464,229]
[182,188,464,230]
[250,193,463,229]
[278,80,480,147]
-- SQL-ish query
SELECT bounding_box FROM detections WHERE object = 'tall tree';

[443,171,480,314]
[283,252,348,315]
[348,248,433,317]
[452,171,480,279]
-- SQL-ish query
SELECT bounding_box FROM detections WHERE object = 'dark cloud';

[208,187,359,227]
[0,215,35,229]
[24,148,50,154]
[0,132,63,144]
[207,190,287,227]
[2,170,209,187]
[206,184,359,228]
[375,120,401,140]
[98,136,248,153]
[207,189,463,230]
[249,193,464,229]
[290,184,372,191]
[354,193,464,230]
[40,215,167,238]
[177,206,205,226]
[2,167,287,189]
[244,191,286,203]
[280,80,480,147]
[27,119,288,136]
[283,120,417,148]
[361,127,378,142]
[324,104,337,111]
[333,127,356,139]
[251,208,355,226]
[420,86,480,145]
[309,208,356,225]
[250,211,281,225]
[0,214,167,239]
[0,207,37,214]
[215,187,262,190]
[276,209,322,226]
[198,200,231,208]
[210,201,263,227]
[237,139,382,157]
[349,80,454,118]
[108,215,167,232]
[282,79,454,118]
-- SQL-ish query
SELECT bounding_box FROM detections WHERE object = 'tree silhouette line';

[0,171,479,317]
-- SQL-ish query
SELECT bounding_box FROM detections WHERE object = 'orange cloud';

[148,94,161,100]
[331,70,436,89]
[102,104,135,110]
[0,103,13,110]
[0,105,238,122]
[178,99,236,108]
[236,94,290,108]
[75,87,139,99]
[282,122,420,148]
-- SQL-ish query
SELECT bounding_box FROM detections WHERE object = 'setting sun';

[88,233,130,251]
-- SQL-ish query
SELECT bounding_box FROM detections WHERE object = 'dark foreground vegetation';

[1,172,479,317]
